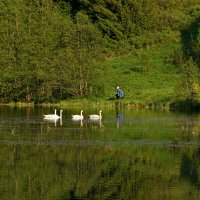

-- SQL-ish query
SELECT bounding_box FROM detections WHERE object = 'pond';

[0,106,200,200]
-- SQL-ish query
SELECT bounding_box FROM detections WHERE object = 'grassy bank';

[2,43,181,109]
[99,43,180,104]
[58,43,180,109]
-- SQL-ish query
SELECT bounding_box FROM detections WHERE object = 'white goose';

[44,109,63,120]
[72,110,84,120]
[89,110,102,120]
[43,109,57,118]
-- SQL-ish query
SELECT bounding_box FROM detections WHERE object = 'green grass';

[99,43,180,105]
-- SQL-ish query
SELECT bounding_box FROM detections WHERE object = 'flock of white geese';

[44,109,102,120]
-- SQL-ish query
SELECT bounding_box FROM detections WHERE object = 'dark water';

[0,106,200,200]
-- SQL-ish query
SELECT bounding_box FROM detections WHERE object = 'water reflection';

[0,107,200,199]
[180,150,200,187]
[89,118,104,131]
[0,144,200,200]
[72,119,83,127]
[44,118,63,127]
[116,107,124,129]
[179,114,200,140]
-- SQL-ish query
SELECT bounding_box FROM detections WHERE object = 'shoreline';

[0,98,199,112]
[0,99,184,111]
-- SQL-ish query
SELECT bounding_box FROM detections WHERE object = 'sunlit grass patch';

[100,44,180,104]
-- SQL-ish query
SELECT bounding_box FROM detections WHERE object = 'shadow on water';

[180,148,200,187]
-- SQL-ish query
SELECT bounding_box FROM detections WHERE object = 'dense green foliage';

[0,0,103,102]
[0,0,200,106]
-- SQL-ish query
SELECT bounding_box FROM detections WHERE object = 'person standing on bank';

[116,86,124,99]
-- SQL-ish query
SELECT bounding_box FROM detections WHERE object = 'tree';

[66,12,103,97]
[0,0,74,102]
[181,16,200,67]
[176,58,200,104]
[74,0,156,50]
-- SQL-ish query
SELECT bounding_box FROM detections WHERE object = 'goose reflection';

[72,119,83,127]
[44,118,63,127]
[89,118,104,130]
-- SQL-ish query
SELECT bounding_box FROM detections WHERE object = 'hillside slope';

[99,44,180,105]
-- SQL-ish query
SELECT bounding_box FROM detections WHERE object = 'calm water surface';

[0,106,200,200]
